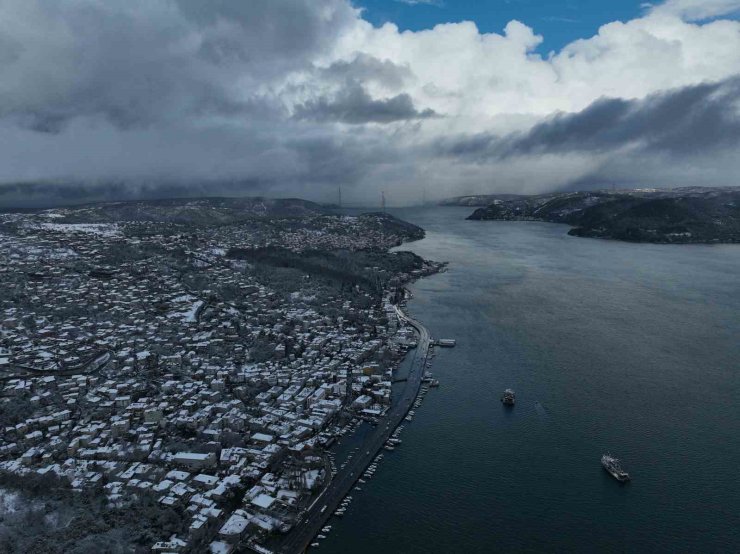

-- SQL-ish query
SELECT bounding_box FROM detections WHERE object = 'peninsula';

[463,188,740,244]
[0,197,442,553]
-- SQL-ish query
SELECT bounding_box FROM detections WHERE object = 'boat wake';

[534,401,549,419]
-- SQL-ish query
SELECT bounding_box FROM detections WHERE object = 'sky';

[1,0,740,206]
[359,0,649,53]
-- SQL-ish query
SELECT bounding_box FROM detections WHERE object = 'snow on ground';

[169,295,204,323]
[0,233,78,260]
[181,301,204,323]
[0,488,23,515]
[31,223,122,237]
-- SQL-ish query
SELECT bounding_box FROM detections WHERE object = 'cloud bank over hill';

[1,0,740,206]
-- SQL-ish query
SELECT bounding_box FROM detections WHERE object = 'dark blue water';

[322,207,740,553]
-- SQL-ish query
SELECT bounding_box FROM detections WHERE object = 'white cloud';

[334,8,740,125]
[649,0,740,20]
[395,0,444,6]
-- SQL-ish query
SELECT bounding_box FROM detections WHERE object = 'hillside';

[439,194,526,207]
[466,188,740,243]
[0,197,427,250]
[28,197,330,225]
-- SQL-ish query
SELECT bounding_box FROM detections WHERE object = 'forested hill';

[27,197,330,225]
[439,194,525,207]
[466,188,740,243]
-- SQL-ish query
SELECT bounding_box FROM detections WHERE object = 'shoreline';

[467,216,740,245]
[274,296,435,554]
[273,228,443,553]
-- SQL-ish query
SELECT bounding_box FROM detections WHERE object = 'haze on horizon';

[2,0,740,207]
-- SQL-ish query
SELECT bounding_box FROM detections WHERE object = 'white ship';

[601,454,631,482]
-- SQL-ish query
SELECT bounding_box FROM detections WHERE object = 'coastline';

[0,204,445,553]
[317,206,740,553]
[274,292,436,554]
[271,222,444,552]
[466,215,740,244]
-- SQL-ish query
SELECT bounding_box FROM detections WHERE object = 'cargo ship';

[501,389,515,406]
[601,454,630,482]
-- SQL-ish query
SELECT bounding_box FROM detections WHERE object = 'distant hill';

[466,188,740,243]
[2,196,428,247]
[439,194,526,207]
[359,212,425,242]
[30,197,330,225]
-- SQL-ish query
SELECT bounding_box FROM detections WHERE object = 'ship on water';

[501,389,515,406]
[601,454,631,482]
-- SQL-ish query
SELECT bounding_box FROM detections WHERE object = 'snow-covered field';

[169,295,204,323]
[33,223,122,237]
[0,232,78,260]
[181,300,204,323]
[0,488,23,516]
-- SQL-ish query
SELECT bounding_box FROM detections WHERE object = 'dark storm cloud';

[320,54,412,90]
[294,54,425,125]
[0,179,267,209]
[294,84,437,124]
[174,0,358,75]
[285,130,408,185]
[0,0,355,133]
[0,132,399,209]
[435,77,740,160]
[507,78,740,156]
[1,0,739,207]
[0,0,412,204]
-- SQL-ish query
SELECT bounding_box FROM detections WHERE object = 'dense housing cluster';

[0,203,438,553]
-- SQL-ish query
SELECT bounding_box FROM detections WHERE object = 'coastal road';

[1,350,111,383]
[276,303,431,554]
